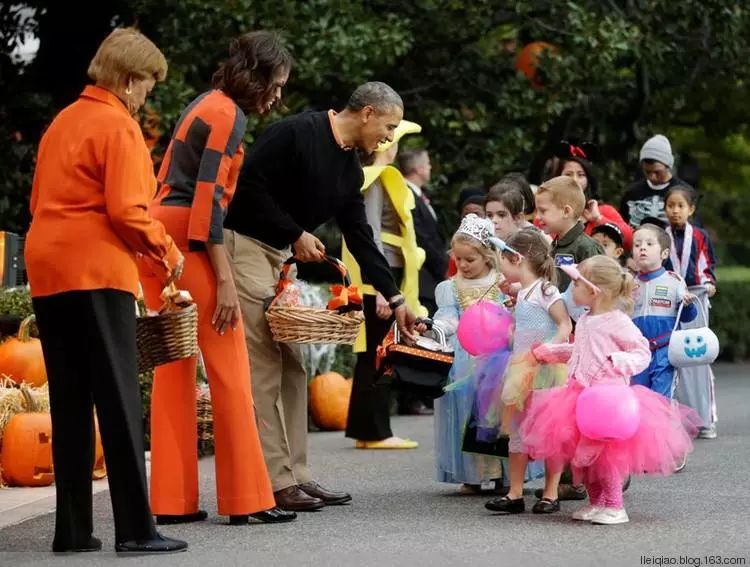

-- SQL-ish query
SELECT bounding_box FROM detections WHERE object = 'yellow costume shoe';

[355,436,418,449]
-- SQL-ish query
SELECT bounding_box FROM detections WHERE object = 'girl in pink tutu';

[521,256,701,525]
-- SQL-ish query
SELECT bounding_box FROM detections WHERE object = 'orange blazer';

[25,85,181,298]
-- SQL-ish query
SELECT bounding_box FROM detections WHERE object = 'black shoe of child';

[485,496,525,514]
[536,484,587,501]
[532,497,560,514]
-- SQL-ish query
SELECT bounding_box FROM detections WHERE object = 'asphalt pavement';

[0,363,748,567]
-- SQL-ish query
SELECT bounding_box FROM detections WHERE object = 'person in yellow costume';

[342,120,428,449]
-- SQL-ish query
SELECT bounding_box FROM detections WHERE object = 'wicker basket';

[136,286,199,374]
[265,256,364,345]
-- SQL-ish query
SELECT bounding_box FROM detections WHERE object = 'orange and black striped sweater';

[151,89,247,250]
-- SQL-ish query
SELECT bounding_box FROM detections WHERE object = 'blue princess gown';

[433,272,543,486]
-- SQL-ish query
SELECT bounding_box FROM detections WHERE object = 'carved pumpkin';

[1,386,54,486]
[515,41,556,87]
[0,315,47,387]
[308,372,352,431]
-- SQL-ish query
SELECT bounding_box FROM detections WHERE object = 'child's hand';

[683,292,698,304]
[705,283,717,297]
[415,321,428,334]
[531,342,550,363]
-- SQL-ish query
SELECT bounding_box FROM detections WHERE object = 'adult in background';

[398,148,448,316]
[25,28,187,554]
[140,31,295,527]
[398,147,449,415]
[553,141,633,250]
[224,82,418,511]
[342,120,426,445]
[620,134,694,227]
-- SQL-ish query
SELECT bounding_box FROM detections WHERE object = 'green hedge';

[712,266,750,361]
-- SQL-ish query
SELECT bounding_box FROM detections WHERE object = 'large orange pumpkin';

[1,386,54,486]
[515,41,556,86]
[308,372,352,431]
[0,315,47,387]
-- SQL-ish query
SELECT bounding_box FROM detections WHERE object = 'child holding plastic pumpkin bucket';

[484,228,571,516]
[518,256,701,525]
[430,214,511,493]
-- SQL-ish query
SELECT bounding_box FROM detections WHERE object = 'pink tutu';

[520,381,702,484]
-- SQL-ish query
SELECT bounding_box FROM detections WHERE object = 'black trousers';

[33,289,157,547]
[345,293,395,441]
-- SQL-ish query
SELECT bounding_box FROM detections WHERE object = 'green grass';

[716,266,750,282]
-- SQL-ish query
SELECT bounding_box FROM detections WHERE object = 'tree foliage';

[2,1,750,259]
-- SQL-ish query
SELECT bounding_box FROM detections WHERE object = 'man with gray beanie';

[619,134,695,227]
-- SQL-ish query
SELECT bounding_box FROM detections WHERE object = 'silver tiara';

[457,214,496,248]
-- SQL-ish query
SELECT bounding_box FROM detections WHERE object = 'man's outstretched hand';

[293,231,326,262]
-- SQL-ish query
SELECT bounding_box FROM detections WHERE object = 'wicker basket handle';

[136,282,180,317]
[276,255,351,295]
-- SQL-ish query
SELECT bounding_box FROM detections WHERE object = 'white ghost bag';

[668,301,719,368]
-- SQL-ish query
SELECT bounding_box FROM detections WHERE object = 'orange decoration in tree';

[515,41,556,86]
[1,386,54,486]
[308,372,352,431]
[0,315,47,387]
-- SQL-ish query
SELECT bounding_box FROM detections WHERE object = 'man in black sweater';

[224,82,417,512]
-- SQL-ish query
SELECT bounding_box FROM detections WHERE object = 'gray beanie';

[639,134,674,168]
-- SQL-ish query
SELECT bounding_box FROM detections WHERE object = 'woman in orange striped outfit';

[139,31,294,525]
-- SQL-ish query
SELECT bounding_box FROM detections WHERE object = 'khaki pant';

[225,230,311,492]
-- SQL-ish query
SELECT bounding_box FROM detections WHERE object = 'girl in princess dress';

[432,214,511,493]
[520,255,701,524]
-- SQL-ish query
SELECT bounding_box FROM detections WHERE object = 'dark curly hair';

[212,31,293,115]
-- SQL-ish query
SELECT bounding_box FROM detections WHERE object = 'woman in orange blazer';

[139,31,294,526]
[26,29,187,554]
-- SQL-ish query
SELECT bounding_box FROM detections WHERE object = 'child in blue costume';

[433,214,513,493]
[630,223,697,398]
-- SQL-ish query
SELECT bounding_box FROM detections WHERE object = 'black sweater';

[224,111,400,298]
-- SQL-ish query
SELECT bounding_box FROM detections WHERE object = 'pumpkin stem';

[17,315,36,342]
[19,384,40,413]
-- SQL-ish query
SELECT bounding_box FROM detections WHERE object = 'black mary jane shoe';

[53,536,102,553]
[115,534,188,554]
[532,497,560,514]
[484,495,525,514]
[155,510,208,525]
[230,507,298,525]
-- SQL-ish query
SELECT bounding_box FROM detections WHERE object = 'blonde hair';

[451,233,498,271]
[88,27,167,88]
[536,175,586,218]
[578,255,635,313]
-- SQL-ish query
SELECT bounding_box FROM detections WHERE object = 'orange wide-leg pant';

[140,248,275,516]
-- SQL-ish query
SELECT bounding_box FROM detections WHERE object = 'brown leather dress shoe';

[298,481,352,505]
[274,486,325,512]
